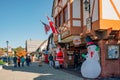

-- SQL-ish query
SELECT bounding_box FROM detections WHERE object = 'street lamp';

[6,41,9,64]
[84,0,90,12]
[84,0,92,31]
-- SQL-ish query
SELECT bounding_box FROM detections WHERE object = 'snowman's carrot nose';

[90,51,94,58]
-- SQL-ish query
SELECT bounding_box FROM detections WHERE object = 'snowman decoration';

[81,36,101,78]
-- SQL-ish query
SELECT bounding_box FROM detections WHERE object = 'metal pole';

[89,1,92,30]
[6,41,9,65]
[88,0,91,14]
[84,0,92,31]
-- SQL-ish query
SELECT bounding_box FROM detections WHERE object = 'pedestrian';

[26,56,31,66]
[17,56,21,67]
[21,56,25,67]
[48,54,53,67]
[13,55,17,68]
[73,50,79,70]
[38,53,42,66]
[28,56,31,64]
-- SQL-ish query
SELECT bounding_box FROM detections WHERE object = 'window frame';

[106,44,120,60]
[63,5,68,23]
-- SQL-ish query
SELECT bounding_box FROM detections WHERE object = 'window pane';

[55,16,59,27]
[63,6,68,23]
[59,12,63,26]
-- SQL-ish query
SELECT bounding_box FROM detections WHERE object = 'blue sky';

[0,0,53,48]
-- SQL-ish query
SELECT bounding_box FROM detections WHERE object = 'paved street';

[0,62,83,80]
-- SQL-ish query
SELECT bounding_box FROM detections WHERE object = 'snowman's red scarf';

[87,42,94,45]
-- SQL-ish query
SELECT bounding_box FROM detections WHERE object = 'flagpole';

[46,16,59,35]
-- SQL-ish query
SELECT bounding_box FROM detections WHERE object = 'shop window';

[107,44,120,59]
[55,12,63,27]
[55,5,68,27]
[59,12,63,26]
[55,16,59,27]
[63,6,68,23]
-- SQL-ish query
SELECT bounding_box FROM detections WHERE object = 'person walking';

[13,55,17,68]
[21,56,25,67]
[48,54,53,67]
[17,56,21,67]
[38,53,42,66]
[26,56,31,66]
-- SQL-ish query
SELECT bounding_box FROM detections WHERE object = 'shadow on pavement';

[3,62,52,74]
[3,62,120,80]
[3,62,57,80]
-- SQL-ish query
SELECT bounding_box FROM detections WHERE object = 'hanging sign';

[73,37,81,46]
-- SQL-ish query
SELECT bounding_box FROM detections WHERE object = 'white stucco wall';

[114,0,120,14]
[62,0,67,6]
[83,0,98,25]
[92,0,98,21]
[68,2,70,20]
[102,0,120,20]
[54,0,68,17]
[83,7,89,25]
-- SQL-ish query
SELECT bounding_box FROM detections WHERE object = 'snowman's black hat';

[85,36,95,47]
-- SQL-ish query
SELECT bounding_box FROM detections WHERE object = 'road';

[0,62,83,80]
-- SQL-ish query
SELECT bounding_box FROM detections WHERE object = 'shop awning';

[60,35,80,43]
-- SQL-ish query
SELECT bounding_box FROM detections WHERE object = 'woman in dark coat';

[13,56,17,67]
[73,50,79,70]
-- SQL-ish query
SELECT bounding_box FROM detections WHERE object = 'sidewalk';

[59,67,120,80]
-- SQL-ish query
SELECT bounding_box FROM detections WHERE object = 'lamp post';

[84,0,92,32]
[84,0,90,13]
[6,41,9,65]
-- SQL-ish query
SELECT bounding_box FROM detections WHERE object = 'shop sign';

[61,31,70,38]
[73,37,81,46]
